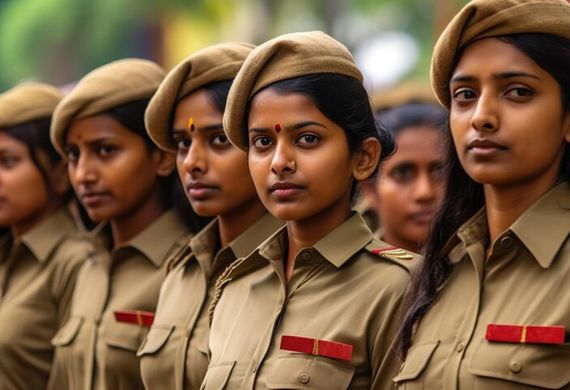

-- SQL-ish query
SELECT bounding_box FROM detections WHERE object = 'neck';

[285,195,352,280]
[110,187,166,247]
[484,173,559,253]
[218,198,267,247]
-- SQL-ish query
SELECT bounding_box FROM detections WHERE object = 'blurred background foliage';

[0,0,468,94]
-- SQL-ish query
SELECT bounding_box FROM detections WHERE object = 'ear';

[50,161,70,195]
[352,137,381,181]
[152,150,176,177]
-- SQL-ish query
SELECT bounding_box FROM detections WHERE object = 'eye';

[64,147,79,164]
[251,136,273,149]
[430,163,447,181]
[211,133,229,146]
[0,155,20,169]
[390,164,415,183]
[176,139,191,151]
[452,87,477,102]
[297,133,320,146]
[97,145,116,157]
[505,86,534,101]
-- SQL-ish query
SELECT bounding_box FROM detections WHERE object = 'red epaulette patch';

[486,324,565,345]
[114,310,154,327]
[280,335,353,362]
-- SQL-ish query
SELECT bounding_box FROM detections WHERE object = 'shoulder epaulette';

[364,241,419,271]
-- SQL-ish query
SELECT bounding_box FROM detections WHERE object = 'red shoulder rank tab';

[486,324,565,345]
[371,246,414,260]
[280,335,353,362]
[113,310,154,327]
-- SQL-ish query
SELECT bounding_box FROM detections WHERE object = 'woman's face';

[172,89,260,217]
[247,88,358,221]
[0,132,53,232]
[373,126,446,250]
[66,115,167,223]
[450,37,570,187]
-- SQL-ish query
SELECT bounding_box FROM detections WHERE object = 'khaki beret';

[51,58,165,156]
[0,83,62,129]
[224,31,362,150]
[431,0,570,108]
[146,42,255,151]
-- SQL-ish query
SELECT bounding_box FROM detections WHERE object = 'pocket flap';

[103,320,145,352]
[469,339,570,388]
[393,340,439,382]
[202,361,235,390]
[51,317,83,347]
[136,325,174,356]
[266,354,355,390]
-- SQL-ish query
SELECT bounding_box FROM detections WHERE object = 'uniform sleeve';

[48,238,92,325]
[369,268,411,390]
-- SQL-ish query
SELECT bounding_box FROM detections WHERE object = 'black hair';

[398,33,570,357]
[106,99,210,233]
[377,102,448,139]
[201,80,233,113]
[2,118,69,200]
[248,73,396,200]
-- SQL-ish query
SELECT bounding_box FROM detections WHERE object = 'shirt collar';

[117,209,190,268]
[19,208,78,263]
[510,182,570,269]
[258,212,374,269]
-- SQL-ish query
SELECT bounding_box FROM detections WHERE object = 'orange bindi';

[187,117,195,132]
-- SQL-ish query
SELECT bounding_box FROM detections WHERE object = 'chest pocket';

[201,361,235,390]
[469,339,570,389]
[51,317,83,347]
[136,325,174,357]
[266,354,356,390]
[102,321,145,352]
[393,340,439,385]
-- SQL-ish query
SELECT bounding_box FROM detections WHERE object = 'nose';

[270,141,296,176]
[413,171,437,204]
[182,143,207,177]
[71,155,97,186]
[470,91,499,133]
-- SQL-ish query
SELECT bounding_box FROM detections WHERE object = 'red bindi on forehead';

[275,123,282,132]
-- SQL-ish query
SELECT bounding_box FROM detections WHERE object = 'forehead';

[0,132,28,152]
[66,114,132,143]
[248,88,322,124]
[452,37,542,78]
[173,89,223,128]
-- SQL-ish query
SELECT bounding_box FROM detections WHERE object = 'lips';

[186,181,219,200]
[467,138,506,150]
[80,191,111,207]
[269,181,305,198]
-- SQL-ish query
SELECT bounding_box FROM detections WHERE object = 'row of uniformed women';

[1,0,570,388]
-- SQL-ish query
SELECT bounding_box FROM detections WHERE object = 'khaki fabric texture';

[223,31,362,150]
[145,42,255,152]
[431,0,570,108]
[0,82,62,129]
[48,210,191,390]
[204,213,417,390]
[394,183,570,389]
[51,58,165,156]
[138,213,282,390]
[0,209,91,389]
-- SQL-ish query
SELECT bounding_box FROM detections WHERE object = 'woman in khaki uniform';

[47,59,204,389]
[0,83,93,389]
[137,42,282,390]
[396,1,570,388]
[202,31,418,389]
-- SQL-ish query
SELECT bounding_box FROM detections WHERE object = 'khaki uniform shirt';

[138,213,282,390]
[0,208,90,389]
[203,213,416,390]
[394,183,570,390]
[48,210,191,390]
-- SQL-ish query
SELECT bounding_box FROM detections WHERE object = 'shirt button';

[500,235,514,248]
[455,342,465,353]
[298,372,310,384]
[510,361,522,373]
[300,251,312,261]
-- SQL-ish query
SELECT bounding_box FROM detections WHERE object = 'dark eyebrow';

[248,121,326,133]
[171,124,224,135]
[450,71,541,84]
